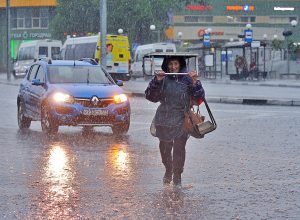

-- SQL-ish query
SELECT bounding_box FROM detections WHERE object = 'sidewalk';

[123,77,300,106]
[1,73,300,106]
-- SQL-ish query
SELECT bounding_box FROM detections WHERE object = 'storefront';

[173,0,300,45]
[0,0,57,71]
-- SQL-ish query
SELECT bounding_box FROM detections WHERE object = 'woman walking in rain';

[145,56,205,186]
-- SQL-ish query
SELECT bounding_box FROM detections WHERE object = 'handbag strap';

[203,99,217,128]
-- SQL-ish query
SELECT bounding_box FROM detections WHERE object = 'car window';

[28,64,39,81]
[48,66,113,84]
[35,65,45,83]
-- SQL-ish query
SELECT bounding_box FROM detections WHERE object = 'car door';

[23,64,39,117]
[30,65,46,118]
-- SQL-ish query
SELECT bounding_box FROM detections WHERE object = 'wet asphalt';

[0,83,299,219]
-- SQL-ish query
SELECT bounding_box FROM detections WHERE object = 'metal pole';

[100,0,107,68]
[157,30,160,42]
[6,0,11,80]
[263,45,266,75]
[287,37,290,74]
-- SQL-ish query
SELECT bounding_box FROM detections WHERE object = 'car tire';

[17,101,31,129]
[112,121,130,135]
[41,104,59,135]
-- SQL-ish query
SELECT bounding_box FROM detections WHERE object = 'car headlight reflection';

[114,94,127,104]
[53,92,74,103]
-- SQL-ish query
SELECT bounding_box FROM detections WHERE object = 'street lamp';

[291,20,298,28]
[150,24,160,42]
[282,20,298,75]
[118,28,123,35]
[263,34,268,76]
[177,32,183,49]
[246,23,252,29]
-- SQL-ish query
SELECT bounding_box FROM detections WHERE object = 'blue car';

[17,59,130,135]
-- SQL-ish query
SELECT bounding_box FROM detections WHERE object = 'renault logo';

[91,96,99,106]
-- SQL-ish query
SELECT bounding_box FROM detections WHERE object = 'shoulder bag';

[183,99,217,138]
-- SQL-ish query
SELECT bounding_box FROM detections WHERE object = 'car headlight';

[52,92,74,103]
[114,94,128,104]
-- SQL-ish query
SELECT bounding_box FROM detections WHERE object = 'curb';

[0,80,19,87]
[202,80,300,89]
[1,80,299,107]
[126,91,300,107]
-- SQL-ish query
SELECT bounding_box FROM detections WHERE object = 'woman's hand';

[155,70,166,81]
[188,70,198,85]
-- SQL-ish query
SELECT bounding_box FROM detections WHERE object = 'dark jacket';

[145,74,205,141]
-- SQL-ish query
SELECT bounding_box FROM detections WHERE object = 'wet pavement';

[0,83,300,219]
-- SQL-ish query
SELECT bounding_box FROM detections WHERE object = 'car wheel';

[112,121,130,135]
[17,101,31,129]
[41,104,59,134]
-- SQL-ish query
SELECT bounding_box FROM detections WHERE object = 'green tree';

[50,0,182,43]
[271,39,283,50]
[50,0,100,40]
[107,0,181,44]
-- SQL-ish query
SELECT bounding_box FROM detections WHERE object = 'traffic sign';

[203,33,210,47]
[244,29,253,43]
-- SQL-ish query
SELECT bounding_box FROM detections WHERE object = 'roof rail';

[78,58,98,65]
[37,57,52,64]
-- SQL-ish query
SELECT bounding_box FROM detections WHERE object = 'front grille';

[74,98,115,108]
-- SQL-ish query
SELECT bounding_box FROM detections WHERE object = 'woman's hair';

[161,56,187,73]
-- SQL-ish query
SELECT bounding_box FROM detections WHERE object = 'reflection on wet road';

[28,140,80,219]
[1,83,300,219]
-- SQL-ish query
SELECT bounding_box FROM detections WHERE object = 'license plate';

[82,109,108,116]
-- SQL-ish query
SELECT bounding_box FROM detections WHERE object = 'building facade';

[173,0,300,45]
[0,0,57,71]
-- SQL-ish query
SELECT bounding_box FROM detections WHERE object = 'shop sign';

[198,29,224,37]
[274,7,295,11]
[226,5,255,11]
[11,31,52,40]
[186,4,213,11]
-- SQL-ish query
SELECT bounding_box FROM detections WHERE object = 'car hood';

[49,84,125,98]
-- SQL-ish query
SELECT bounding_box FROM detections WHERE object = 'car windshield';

[48,66,113,84]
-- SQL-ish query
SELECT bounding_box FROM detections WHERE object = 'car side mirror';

[116,80,123,86]
[32,79,44,86]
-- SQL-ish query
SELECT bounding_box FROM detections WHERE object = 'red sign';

[186,4,213,11]
[198,29,224,37]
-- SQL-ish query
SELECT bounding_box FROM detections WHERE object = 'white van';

[60,34,132,80]
[13,39,62,78]
[131,43,176,78]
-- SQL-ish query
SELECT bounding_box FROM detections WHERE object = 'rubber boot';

[173,172,182,186]
[163,169,172,185]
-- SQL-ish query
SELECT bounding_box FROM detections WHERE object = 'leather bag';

[183,99,217,138]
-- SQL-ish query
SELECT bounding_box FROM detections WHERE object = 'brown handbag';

[183,99,217,139]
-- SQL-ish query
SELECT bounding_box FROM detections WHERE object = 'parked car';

[131,43,176,79]
[17,59,130,135]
